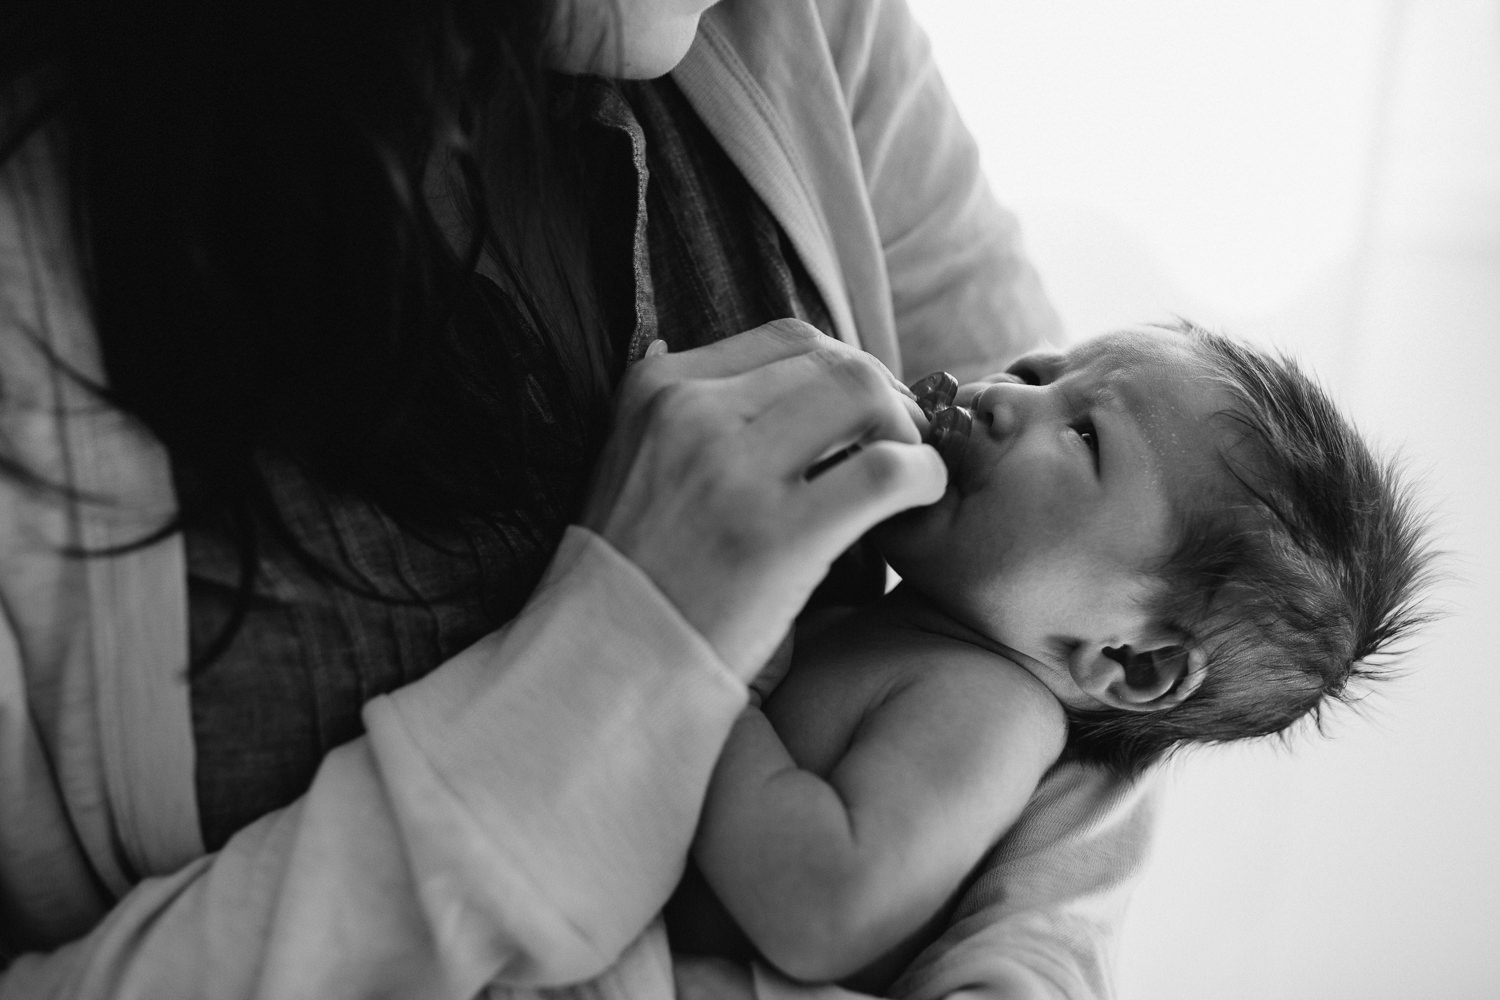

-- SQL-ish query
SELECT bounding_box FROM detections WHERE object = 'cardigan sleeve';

[0,120,739,1000]
[815,0,1064,382]
[0,528,747,1000]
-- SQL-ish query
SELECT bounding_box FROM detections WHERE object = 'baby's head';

[879,320,1433,775]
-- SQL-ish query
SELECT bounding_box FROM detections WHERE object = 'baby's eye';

[1072,419,1100,465]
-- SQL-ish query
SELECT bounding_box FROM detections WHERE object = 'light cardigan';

[0,1,1155,997]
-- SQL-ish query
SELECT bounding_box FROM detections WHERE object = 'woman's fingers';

[728,350,923,470]
[633,319,917,405]
[798,439,948,545]
[581,322,948,678]
[639,318,824,382]
[665,437,944,676]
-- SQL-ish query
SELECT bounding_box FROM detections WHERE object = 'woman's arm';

[0,128,750,993]
[0,212,944,1000]
[0,528,745,999]
[692,651,1063,985]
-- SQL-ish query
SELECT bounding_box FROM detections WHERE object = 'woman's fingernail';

[645,339,669,357]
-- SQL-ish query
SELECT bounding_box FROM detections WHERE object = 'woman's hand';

[581,319,946,680]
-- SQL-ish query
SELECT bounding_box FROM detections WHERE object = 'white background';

[905,2,1500,997]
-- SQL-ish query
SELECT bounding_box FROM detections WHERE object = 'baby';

[664,319,1434,991]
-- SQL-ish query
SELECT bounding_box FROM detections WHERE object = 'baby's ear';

[1069,638,1206,712]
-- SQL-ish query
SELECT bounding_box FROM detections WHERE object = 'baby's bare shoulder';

[800,610,1060,726]
[887,630,1063,737]
[808,607,1039,690]
[819,617,1068,836]
[773,605,1065,781]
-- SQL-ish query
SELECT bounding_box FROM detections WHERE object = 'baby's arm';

[691,632,1066,986]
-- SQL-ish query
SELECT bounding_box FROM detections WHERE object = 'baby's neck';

[875,584,979,640]
[878,585,1057,685]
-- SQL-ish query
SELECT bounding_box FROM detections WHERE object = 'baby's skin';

[668,328,1235,989]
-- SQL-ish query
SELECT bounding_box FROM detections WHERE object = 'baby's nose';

[974,383,1026,437]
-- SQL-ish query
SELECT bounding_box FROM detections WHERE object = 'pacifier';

[910,371,958,422]
[909,371,972,470]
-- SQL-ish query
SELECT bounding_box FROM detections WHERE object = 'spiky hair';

[1065,320,1437,776]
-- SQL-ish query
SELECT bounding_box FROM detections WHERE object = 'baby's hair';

[1064,320,1436,776]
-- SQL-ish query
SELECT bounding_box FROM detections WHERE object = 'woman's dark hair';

[1,0,620,657]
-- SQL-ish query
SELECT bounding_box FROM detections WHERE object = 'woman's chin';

[550,8,707,79]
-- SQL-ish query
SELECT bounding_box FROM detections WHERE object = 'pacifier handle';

[909,371,958,421]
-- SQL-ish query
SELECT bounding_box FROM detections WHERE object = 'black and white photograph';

[0,1,1491,998]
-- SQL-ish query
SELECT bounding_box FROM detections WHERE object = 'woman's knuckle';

[644,379,699,423]
[802,343,840,373]
[763,317,822,347]
[846,355,887,392]
[815,348,881,394]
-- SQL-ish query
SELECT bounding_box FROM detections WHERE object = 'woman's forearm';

[0,529,746,1000]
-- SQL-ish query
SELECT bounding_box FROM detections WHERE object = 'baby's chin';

[871,512,947,594]
[874,545,998,647]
